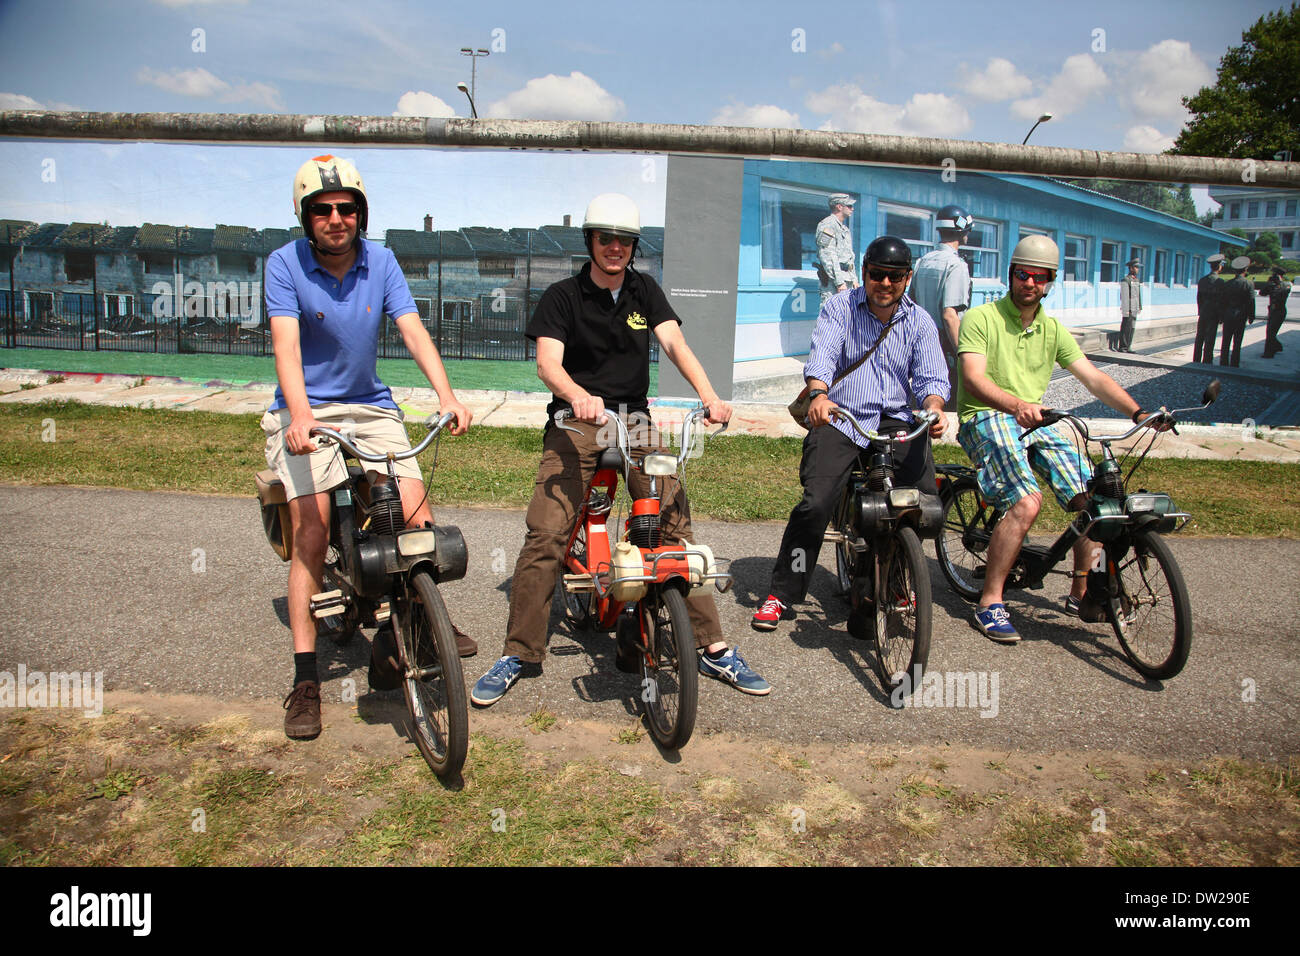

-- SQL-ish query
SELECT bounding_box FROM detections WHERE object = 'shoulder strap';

[831,315,897,386]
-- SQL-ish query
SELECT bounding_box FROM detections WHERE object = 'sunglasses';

[595,231,636,247]
[866,268,909,284]
[307,201,359,219]
[1013,269,1051,284]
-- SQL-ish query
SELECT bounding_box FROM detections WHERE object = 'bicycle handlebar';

[1018,408,1172,444]
[310,411,456,462]
[829,407,938,446]
[554,405,723,469]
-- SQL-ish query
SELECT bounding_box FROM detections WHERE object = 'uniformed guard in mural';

[816,193,858,305]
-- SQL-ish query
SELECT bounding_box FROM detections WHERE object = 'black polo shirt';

[525,262,680,418]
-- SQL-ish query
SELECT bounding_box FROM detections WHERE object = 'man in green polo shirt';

[955,235,1160,643]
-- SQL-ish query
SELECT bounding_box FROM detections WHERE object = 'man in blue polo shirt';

[261,155,472,740]
[752,236,948,631]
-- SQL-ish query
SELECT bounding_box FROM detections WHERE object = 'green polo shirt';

[956,295,1083,422]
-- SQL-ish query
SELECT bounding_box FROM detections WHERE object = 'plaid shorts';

[958,410,1092,511]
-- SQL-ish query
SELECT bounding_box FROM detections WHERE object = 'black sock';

[294,652,318,686]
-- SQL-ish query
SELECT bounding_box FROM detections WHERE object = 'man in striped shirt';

[753,236,949,631]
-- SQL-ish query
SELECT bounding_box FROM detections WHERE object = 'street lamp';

[456,81,477,119]
[459,47,489,106]
[1022,113,1053,145]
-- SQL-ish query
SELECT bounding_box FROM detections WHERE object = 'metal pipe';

[1,110,1296,188]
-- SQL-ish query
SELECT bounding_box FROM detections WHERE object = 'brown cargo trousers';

[502,416,723,663]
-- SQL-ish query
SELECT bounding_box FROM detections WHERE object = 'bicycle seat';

[597,447,622,471]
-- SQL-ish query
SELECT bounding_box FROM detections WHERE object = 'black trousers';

[1119,314,1136,351]
[1193,310,1220,363]
[1264,312,1285,355]
[1220,318,1246,367]
[767,419,935,606]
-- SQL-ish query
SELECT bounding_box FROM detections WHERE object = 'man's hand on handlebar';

[440,400,472,436]
[1012,401,1047,429]
[808,393,837,428]
[285,413,326,455]
[701,397,732,426]
[570,394,607,425]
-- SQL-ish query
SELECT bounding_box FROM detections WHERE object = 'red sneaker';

[751,595,788,631]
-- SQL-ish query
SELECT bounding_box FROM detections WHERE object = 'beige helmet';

[582,193,641,235]
[1010,234,1060,274]
[293,154,368,236]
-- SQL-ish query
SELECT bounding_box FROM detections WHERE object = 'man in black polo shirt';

[471,194,770,706]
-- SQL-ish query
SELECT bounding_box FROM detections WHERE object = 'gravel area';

[1043,362,1282,426]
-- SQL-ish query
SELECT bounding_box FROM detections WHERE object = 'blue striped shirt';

[803,287,950,449]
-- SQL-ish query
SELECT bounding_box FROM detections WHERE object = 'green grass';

[0,346,658,394]
[1,400,1298,533]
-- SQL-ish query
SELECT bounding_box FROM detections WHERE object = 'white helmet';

[1010,234,1060,274]
[293,154,368,236]
[582,193,641,235]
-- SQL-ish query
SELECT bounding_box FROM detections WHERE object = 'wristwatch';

[807,388,829,401]
[1131,408,1145,424]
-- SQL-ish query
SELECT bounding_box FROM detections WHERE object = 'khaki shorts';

[261,403,422,501]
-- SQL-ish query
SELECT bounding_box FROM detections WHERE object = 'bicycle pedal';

[374,601,390,624]
[309,589,346,619]
[562,574,595,592]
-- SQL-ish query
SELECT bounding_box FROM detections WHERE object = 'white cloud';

[0,92,45,110]
[1123,124,1175,153]
[960,58,1033,102]
[135,67,283,109]
[1011,53,1109,121]
[817,41,846,60]
[393,91,458,118]
[0,92,78,111]
[805,84,970,137]
[1122,39,1214,120]
[485,72,625,121]
[711,102,801,128]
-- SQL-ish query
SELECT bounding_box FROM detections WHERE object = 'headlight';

[1125,493,1170,516]
[889,488,920,508]
[642,453,678,476]
[397,529,436,557]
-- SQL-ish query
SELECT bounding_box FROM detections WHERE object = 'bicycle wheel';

[874,527,931,691]
[394,570,468,779]
[833,488,857,597]
[318,551,360,645]
[559,524,595,629]
[935,479,996,602]
[638,587,698,750]
[1108,530,1192,680]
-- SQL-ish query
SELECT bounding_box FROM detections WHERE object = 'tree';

[1171,5,1300,159]
[1252,231,1283,266]
[1063,179,1200,222]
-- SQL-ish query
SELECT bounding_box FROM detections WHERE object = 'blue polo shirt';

[264,238,417,411]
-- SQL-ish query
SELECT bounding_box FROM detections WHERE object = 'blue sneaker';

[699,646,771,696]
[471,656,523,707]
[973,603,1020,643]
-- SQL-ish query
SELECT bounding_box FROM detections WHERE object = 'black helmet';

[935,204,973,238]
[864,235,913,272]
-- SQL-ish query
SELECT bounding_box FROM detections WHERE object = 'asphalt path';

[1,485,1296,761]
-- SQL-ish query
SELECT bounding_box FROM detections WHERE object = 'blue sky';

[0,0,1283,230]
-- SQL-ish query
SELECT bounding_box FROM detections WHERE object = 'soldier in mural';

[1117,257,1142,353]
[909,203,974,406]
[471,192,771,707]
[1263,266,1289,359]
[1219,255,1254,367]
[1194,253,1226,364]
[261,155,475,740]
[816,193,858,305]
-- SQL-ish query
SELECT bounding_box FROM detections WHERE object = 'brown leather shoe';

[283,680,321,739]
[453,624,478,658]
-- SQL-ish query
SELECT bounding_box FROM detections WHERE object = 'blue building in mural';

[734,159,1233,364]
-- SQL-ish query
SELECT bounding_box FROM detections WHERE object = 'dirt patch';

[2,691,1296,866]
